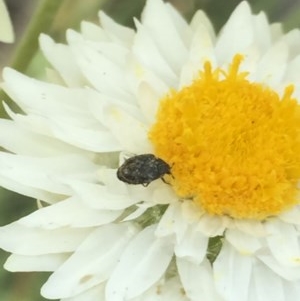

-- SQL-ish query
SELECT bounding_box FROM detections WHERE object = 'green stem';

[10,0,63,72]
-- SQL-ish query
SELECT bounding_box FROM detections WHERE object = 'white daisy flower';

[0,0,300,300]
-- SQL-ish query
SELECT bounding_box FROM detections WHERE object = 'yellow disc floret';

[148,55,300,220]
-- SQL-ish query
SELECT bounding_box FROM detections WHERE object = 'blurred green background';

[0,0,300,300]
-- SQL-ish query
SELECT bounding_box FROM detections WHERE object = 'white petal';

[68,180,139,210]
[175,225,208,264]
[151,184,178,205]
[3,68,91,117]
[5,253,68,272]
[122,205,148,221]
[103,105,152,153]
[190,10,215,42]
[0,0,14,43]
[98,11,134,47]
[133,20,178,87]
[213,241,252,301]
[234,219,268,237]
[131,276,188,301]
[177,258,222,301]
[0,222,92,255]
[18,197,122,229]
[69,38,131,99]
[252,12,272,52]
[270,22,284,41]
[141,0,188,74]
[283,279,300,300]
[226,228,262,254]
[0,119,88,156]
[265,219,300,267]
[62,284,105,301]
[136,81,161,124]
[80,21,109,42]
[0,152,96,195]
[285,55,300,84]
[251,260,285,301]
[215,1,254,64]
[165,2,191,44]
[41,223,138,299]
[196,214,227,237]
[106,225,174,301]
[282,29,300,60]
[258,253,300,281]
[253,41,288,86]
[155,202,188,241]
[279,205,300,225]
[39,34,85,87]
[179,23,216,88]
[3,68,120,152]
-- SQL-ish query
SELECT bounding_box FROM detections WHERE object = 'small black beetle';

[117,154,171,186]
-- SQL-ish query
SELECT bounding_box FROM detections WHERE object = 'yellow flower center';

[148,55,300,220]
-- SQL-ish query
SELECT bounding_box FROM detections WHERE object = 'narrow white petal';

[265,219,300,267]
[106,225,174,301]
[0,222,92,255]
[39,34,85,87]
[127,57,169,97]
[131,276,188,301]
[18,197,122,229]
[98,11,134,47]
[46,118,121,152]
[258,254,300,281]
[283,279,300,300]
[285,55,300,84]
[175,225,208,264]
[133,20,178,87]
[5,103,120,152]
[179,23,216,88]
[0,152,96,195]
[279,205,300,225]
[196,214,226,237]
[234,219,268,237]
[252,12,272,52]
[190,10,215,42]
[253,41,288,86]
[136,81,161,124]
[0,119,88,156]
[80,21,109,42]
[70,41,131,99]
[252,260,285,301]
[0,175,57,203]
[5,253,68,272]
[3,68,120,151]
[165,2,191,45]
[226,229,262,254]
[215,1,254,64]
[68,180,139,210]
[3,68,91,117]
[141,0,188,74]
[270,23,284,41]
[282,29,300,60]
[41,223,138,299]
[213,241,252,301]
[155,202,188,241]
[103,105,152,153]
[122,205,148,221]
[177,258,222,301]
[61,284,105,301]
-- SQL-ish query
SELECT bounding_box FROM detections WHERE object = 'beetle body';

[117,154,171,186]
